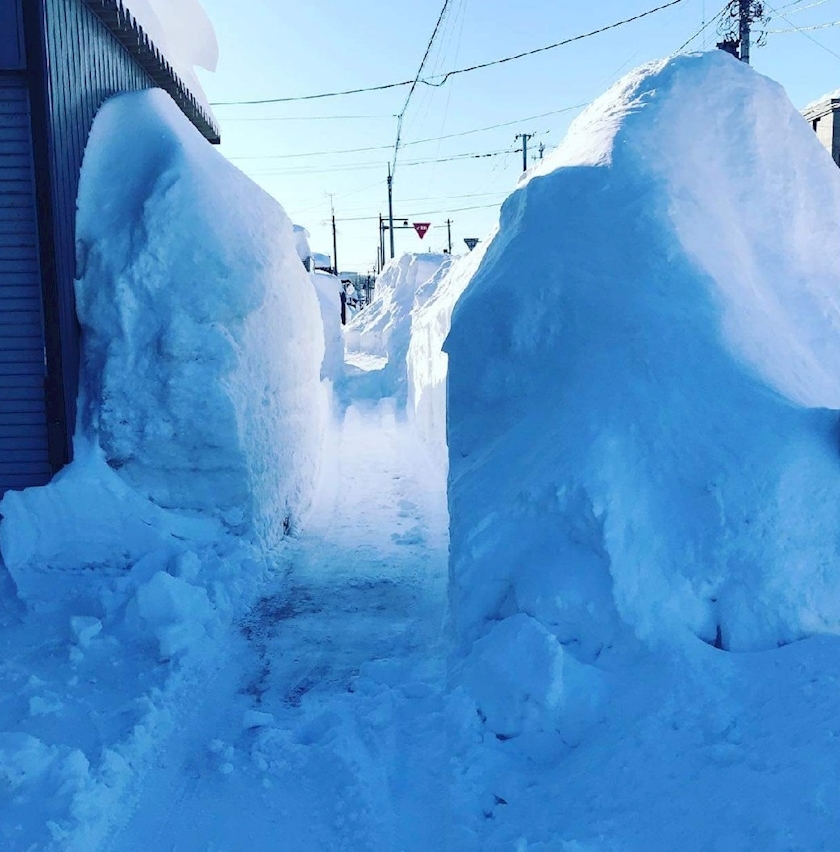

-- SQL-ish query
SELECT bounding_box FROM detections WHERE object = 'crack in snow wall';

[72,89,326,549]
[446,51,840,697]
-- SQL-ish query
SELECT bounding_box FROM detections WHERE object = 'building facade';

[0,0,218,495]
[803,95,840,168]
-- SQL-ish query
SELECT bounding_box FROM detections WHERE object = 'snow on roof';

[803,87,840,117]
[292,225,312,262]
[122,0,218,118]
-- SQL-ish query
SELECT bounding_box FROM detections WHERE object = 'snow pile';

[345,253,452,402]
[447,52,840,682]
[36,88,324,552]
[292,224,312,267]
[407,244,492,464]
[311,270,345,383]
[124,0,218,113]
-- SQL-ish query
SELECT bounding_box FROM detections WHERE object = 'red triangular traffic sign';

[413,222,431,239]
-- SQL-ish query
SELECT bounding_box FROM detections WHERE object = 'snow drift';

[407,244,492,465]
[310,270,345,383]
[446,50,840,682]
[345,253,451,403]
[39,89,323,550]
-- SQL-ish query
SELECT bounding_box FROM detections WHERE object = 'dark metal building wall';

[38,0,153,462]
[0,0,51,493]
[0,81,52,492]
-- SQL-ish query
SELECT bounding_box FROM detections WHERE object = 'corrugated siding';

[0,81,51,492]
[41,0,153,456]
[0,0,25,70]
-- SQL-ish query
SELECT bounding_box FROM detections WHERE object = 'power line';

[334,200,507,223]
[393,0,453,174]
[776,0,835,13]
[768,18,840,30]
[676,2,729,50]
[224,106,579,162]
[242,147,520,177]
[210,0,686,107]
[764,0,840,59]
[421,0,686,89]
[220,113,397,124]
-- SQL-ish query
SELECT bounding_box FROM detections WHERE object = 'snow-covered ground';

[6,49,840,852]
[103,399,449,852]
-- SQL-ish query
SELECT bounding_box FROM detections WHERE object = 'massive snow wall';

[446,52,840,675]
[68,89,325,548]
[345,253,451,403]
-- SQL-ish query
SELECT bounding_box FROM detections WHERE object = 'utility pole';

[387,164,395,259]
[327,193,339,276]
[719,1,766,62]
[515,133,534,173]
[538,142,545,160]
[739,0,750,64]
[379,214,385,270]
[446,218,452,254]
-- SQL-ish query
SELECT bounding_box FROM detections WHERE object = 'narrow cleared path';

[111,398,450,852]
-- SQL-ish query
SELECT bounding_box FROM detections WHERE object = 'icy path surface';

[111,398,450,852]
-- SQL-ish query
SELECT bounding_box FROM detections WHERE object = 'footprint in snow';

[391,528,424,546]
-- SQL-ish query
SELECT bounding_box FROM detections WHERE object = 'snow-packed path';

[110,398,450,852]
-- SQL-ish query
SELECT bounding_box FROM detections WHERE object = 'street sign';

[413,222,431,239]
[464,238,479,251]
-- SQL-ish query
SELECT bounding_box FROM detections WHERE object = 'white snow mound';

[310,271,345,383]
[408,244,492,465]
[345,253,452,402]
[71,89,325,549]
[446,52,840,666]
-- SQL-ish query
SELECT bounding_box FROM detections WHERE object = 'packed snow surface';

[72,89,325,548]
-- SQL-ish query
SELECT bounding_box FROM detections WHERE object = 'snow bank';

[68,89,324,549]
[311,271,345,383]
[292,224,312,267]
[123,0,218,113]
[407,244,492,464]
[345,253,452,403]
[447,50,840,686]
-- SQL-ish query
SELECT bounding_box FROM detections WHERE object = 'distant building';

[311,252,333,274]
[0,0,219,495]
[292,224,313,271]
[803,95,840,167]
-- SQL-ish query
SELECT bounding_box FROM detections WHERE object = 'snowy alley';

[107,398,450,852]
[7,10,840,849]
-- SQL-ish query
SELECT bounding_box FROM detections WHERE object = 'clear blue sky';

[195,0,840,273]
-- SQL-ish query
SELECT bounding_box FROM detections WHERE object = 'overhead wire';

[767,18,840,30]
[220,113,396,124]
[224,107,579,162]
[764,0,840,58]
[334,200,509,223]
[392,0,453,176]
[775,0,835,13]
[210,0,686,107]
[242,147,523,178]
[676,2,730,51]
